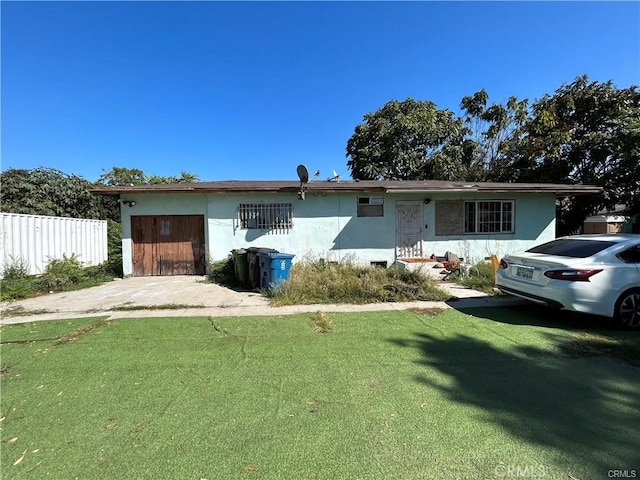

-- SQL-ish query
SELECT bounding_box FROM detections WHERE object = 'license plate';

[516,266,534,279]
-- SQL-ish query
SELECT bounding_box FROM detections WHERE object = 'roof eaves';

[90,181,604,196]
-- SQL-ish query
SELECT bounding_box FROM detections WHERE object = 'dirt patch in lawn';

[409,307,446,316]
[54,318,112,345]
[559,331,640,366]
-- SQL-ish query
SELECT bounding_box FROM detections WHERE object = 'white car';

[495,234,640,329]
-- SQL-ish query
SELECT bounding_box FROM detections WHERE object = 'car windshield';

[526,239,618,258]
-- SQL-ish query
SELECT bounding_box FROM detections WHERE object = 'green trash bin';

[232,249,248,285]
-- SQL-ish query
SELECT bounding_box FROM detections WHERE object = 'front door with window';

[396,202,423,258]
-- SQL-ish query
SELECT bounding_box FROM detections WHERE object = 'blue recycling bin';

[259,252,295,289]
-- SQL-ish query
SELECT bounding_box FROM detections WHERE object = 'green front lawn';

[1,308,639,479]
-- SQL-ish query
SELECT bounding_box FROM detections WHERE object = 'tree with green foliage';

[93,167,201,223]
[149,171,200,184]
[460,89,530,182]
[1,166,200,279]
[0,167,102,219]
[346,98,475,181]
[346,77,639,235]
[96,167,148,187]
[96,167,200,186]
[0,166,201,220]
[517,76,640,234]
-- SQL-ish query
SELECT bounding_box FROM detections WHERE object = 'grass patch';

[1,310,638,479]
[453,303,640,366]
[53,318,111,345]
[0,317,109,345]
[311,311,334,333]
[559,331,640,366]
[267,260,450,306]
[108,304,205,312]
[408,307,446,316]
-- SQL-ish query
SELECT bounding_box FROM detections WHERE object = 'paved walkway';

[0,276,523,325]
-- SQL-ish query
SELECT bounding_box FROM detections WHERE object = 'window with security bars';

[237,203,293,232]
[464,201,514,233]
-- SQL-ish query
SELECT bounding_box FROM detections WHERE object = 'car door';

[617,243,640,287]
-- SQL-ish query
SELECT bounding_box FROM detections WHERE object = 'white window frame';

[464,200,514,234]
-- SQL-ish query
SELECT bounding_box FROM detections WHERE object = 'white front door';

[396,201,423,258]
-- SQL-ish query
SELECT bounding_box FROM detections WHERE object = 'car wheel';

[615,288,640,329]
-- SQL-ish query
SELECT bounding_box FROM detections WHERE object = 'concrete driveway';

[0,275,521,325]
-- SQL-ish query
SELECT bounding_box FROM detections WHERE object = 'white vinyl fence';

[0,213,108,277]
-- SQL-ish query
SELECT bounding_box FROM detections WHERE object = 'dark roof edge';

[90,180,603,197]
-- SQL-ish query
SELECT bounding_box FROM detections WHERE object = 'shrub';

[100,219,124,277]
[267,260,450,306]
[0,256,40,300]
[2,255,31,280]
[207,256,240,287]
[0,276,40,301]
[312,312,334,333]
[39,254,86,291]
[1,252,117,300]
[99,256,122,278]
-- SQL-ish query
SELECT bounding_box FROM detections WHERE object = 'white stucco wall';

[120,193,208,277]
[422,192,556,262]
[206,191,398,264]
[118,190,557,276]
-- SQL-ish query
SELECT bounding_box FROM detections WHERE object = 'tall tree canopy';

[1,167,200,222]
[96,167,199,187]
[345,76,640,234]
[460,89,529,182]
[0,167,102,219]
[346,99,473,181]
[517,76,640,234]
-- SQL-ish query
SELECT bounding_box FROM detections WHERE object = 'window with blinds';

[237,203,293,233]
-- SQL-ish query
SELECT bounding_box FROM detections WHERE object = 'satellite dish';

[297,164,309,184]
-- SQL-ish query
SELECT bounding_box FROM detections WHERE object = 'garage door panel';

[131,215,205,276]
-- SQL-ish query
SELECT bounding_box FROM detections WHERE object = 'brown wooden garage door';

[131,215,205,276]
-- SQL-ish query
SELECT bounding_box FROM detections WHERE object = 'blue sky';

[2,1,639,182]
